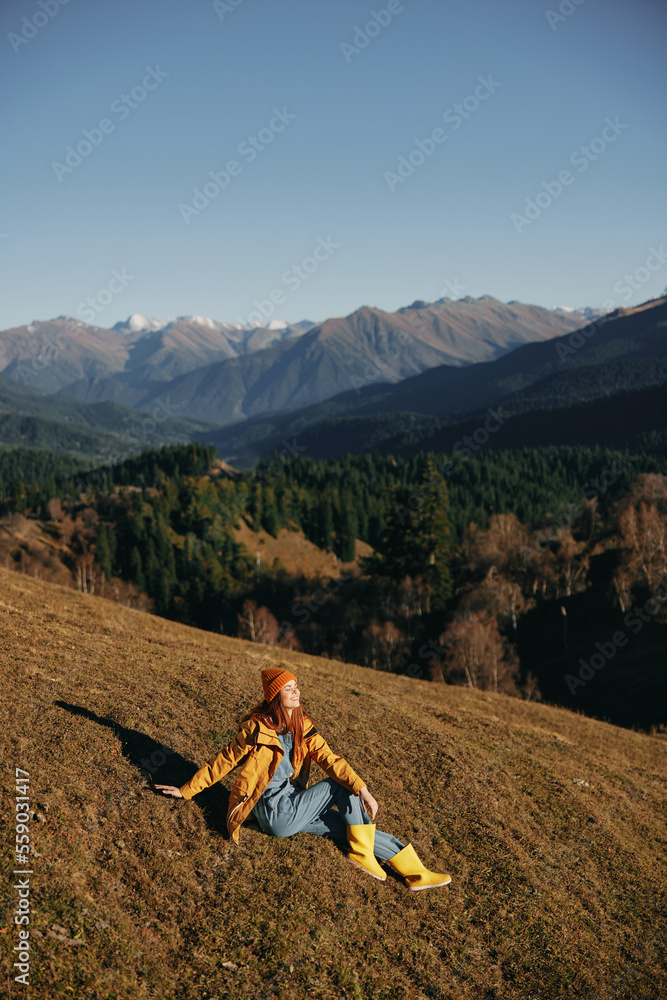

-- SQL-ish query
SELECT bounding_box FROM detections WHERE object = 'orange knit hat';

[261,666,297,703]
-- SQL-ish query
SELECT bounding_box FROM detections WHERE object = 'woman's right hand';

[154,784,183,798]
[359,786,378,821]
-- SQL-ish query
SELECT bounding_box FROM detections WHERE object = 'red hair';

[240,690,307,762]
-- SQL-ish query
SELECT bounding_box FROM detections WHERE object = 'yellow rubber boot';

[386,843,452,890]
[346,824,387,881]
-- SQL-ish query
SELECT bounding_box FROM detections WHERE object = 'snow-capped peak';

[113,314,168,334]
[551,305,612,320]
[175,315,217,329]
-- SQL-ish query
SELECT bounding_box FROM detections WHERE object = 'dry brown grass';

[232,516,373,579]
[0,566,665,1000]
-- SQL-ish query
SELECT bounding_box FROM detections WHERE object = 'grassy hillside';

[1,569,665,1000]
[232,516,374,578]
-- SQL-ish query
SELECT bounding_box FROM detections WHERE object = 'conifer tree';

[340,498,358,562]
[95,523,113,580]
[129,546,146,592]
[365,462,453,602]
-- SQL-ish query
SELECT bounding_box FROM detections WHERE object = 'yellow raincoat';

[179,714,366,843]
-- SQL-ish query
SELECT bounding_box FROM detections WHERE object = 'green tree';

[319,497,334,552]
[129,546,146,591]
[365,462,453,602]
[262,485,282,537]
[339,497,358,563]
[9,478,27,514]
[95,523,113,580]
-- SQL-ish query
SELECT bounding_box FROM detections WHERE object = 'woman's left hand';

[359,786,378,821]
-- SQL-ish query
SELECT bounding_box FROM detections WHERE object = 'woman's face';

[280,679,300,713]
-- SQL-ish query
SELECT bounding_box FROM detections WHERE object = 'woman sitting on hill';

[156,666,452,891]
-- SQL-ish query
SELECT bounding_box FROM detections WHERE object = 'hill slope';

[335,376,667,464]
[0,372,219,462]
[203,295,667,466]
[1,570,665,999]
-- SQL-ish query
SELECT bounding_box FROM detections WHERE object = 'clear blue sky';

[1,0,665,330]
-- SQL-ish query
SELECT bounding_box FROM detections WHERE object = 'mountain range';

[198,295,667,465]
[0,314,317,395]
[2,293,660,466]
[0,297,589,420]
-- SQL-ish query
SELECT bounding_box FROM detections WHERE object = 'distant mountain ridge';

[200,295,667,466]
[111,312,315,346]
[0,314,317,394]
[40,297,588,424]
[1,297,585,403]
[0,295,608,461]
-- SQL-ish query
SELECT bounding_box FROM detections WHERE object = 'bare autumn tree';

[46,497,63,522]
[610,564,635,615]
[441,610,519,695]
[58,514,76,547]
[550,528,590,599]
[612,474,667,615]
[457,512,553,600]
[460,566,532,655]
[620,503,667,592]
[359,619,409,673]
[237,599,280,646]
[74,552,96,594]
[279,629,301,652]
[458,513,526,579]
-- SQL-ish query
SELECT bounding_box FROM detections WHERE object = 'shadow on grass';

[55,700,263,840]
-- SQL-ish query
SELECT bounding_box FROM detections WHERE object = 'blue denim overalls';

[252,730,404,861]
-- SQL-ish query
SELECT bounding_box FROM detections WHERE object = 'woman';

[156,666,451,890]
